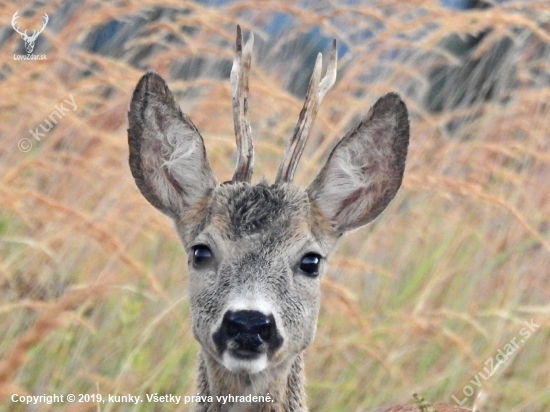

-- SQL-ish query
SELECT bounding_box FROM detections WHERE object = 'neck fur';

[193,350,307,412]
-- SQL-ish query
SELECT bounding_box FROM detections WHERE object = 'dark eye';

[299,253,322,277]
[192,245,212,267]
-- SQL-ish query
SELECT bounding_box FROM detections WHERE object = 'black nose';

[213,310,282,357]
[225,310,273,341]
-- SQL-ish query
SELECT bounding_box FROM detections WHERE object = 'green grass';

[1,0,549,411]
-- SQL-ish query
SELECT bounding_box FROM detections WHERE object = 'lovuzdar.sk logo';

[12,10,48,61]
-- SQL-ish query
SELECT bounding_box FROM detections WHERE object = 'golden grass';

[1,0,549,411]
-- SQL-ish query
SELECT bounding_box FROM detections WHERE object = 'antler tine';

[11,11,25,36]
[275,40,338,184]
[318,39,337,101]
[39,14,49,32]
[29,14,48,40]
[231,25,255,183]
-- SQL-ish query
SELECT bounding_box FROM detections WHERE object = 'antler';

[231,25,255,183]
[275,40,338,184]
[27,13,49,41]
[11,11,48,40]
[11,11,26,37]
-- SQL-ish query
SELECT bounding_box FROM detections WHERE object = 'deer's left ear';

[307,93,409,233]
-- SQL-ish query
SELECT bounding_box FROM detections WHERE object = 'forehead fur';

[210,181,310,240]
[179,181,339,250]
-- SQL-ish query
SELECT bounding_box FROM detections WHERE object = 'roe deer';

[128,26,473,412]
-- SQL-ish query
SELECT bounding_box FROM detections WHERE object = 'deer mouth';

[226,336,267,360]
[232,347,263,359]
[222,350,268,374]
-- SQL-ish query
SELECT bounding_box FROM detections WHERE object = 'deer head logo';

[12,11,49,55]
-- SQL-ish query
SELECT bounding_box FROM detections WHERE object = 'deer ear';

[307,93,409,233]
[128,72,217,219]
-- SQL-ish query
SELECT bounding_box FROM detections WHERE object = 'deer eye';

[299,253,322,277]
[192,245,213,268]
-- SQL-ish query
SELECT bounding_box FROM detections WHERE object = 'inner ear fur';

[128,72,217,219]
[307,93,409,233]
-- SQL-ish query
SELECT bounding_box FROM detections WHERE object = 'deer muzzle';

[213,310,283,369]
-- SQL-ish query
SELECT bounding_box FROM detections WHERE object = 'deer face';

[23,37,37,54]
[176,182,334,374]
[128,27,409,378]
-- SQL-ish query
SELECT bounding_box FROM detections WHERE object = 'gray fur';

[179,182,325,412]
[128,55,410,410]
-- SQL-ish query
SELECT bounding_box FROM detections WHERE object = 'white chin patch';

[222,352,268,374]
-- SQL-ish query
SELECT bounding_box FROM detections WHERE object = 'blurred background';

[0,0,549,410]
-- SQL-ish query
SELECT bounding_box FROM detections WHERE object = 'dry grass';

[1,0,549,411]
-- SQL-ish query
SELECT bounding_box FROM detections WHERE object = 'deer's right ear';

[128,72,217,219]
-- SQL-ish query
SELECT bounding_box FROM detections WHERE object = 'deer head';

[12,11,49,54]
[128,26,409,411]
